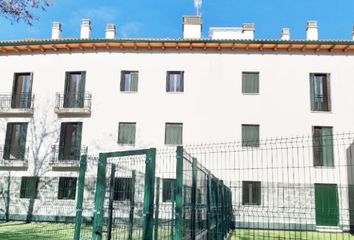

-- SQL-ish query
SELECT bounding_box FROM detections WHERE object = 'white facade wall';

[1,48,354,229]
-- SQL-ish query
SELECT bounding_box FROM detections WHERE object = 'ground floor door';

[315,184,339,226]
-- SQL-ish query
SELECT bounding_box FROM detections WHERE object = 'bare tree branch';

[0,0,53,26]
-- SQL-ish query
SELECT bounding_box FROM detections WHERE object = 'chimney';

[183,16,202,39]
[51,22,61,39]
[80,19,91,39]
[281,28,290,40]
[306,21,318,40]
[242,23,255,40]
[105,24,116,39]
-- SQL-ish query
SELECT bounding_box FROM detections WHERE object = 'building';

[1,15,354,235]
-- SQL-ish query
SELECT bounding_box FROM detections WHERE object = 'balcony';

[0,93,34,116]
[50,145,88,169]
[54,92,92,117]
[0,145,29,170]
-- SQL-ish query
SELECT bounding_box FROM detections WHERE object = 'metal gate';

[90,147,233,240]
[91,149,156,240]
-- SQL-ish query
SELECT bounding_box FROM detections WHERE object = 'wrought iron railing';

[0,144,29,166]
[50,145,88,165]
[55,92,92,112]
[0,93,34,111]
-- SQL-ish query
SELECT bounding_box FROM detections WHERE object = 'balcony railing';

[54,92,92,116]
[0,145,29,168]
[0,93,34,115]
[50,145,88,167]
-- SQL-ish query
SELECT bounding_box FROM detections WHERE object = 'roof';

[0,38,354,53]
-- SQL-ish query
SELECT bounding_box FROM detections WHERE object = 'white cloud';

[120,21,144,38]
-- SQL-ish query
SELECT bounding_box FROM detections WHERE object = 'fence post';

[215,180,221,240]
[74,155,87,240]
[206,173,211,240]
[107,164,116,240]
[128,170,136,240]
[92,153,107,240]
[171,187,175,239]
[191,158,198,240]
[154,177,160,240]
[220,182,225,238]
[142,148,156,240]
[175,146,184,240]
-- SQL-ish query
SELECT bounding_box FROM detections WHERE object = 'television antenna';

[194,0,202,16]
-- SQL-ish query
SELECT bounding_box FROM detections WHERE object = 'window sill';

[166,92,184,94]
[242,93,259,95]
[120,91,138,94]
[242,204,261,206]
[314,166,335,169]
[118,143,136,146]
[165,143,183,146]
[311,111,333,114]
[242,146,260,149]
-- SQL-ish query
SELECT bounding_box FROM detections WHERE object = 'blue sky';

[0,0,354,40]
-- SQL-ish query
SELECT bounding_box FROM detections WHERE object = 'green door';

[315,184,339,226]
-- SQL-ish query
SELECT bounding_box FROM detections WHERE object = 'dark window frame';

[12,72,33,109]
[164,122,183,145]
[166,71,184,93]
[310,73,331,112]
[162,178,176,202]
[118,122,136,145]
[113,177,132,201]
[120,71,139,92]
[58,122,83,161]
[58,177,77,200]
[242,124,260,147]
[242,181,261,205]
[20,177,39,199]
[4,122,28,160]
[242,72,260,94]
[313,126,334,167]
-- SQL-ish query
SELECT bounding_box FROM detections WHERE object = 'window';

[242,181,261,205]
[12,73,33,108]
[64,72,86,108]
[166,71,184,92]
[313,126,334,167]
[162,179,175,202]
[118,122,136,145]
[58,177,77,200]
[59,122,82,160]
[242,72,259,94]
[310,73,331,111]
[121,71,139,92]
[242,124,260,147]
[114,178,132,201]
[20,177,39,199]
[165,123,183,145]
[4,122,28,160]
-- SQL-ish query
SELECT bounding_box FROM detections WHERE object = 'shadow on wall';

[0,101,60,223]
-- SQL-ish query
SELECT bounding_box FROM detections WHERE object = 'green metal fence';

[89,147,232,240]
[5,132,354,239]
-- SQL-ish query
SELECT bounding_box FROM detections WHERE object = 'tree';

[0,0,52,26]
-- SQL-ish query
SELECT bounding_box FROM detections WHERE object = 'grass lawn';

[0,222,93,240]
[3,222,354,240]
[230,229,354,240]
